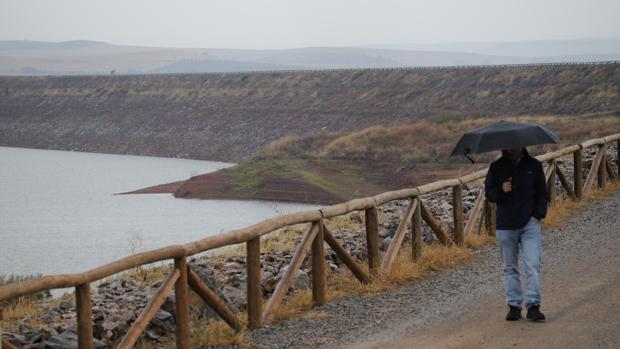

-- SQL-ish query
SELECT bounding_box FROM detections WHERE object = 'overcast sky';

[1,0,619,49]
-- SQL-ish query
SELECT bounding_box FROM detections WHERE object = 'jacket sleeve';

[485,163,508,203]
[533,161,549,219]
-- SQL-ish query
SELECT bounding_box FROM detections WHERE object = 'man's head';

[503,147,524,160]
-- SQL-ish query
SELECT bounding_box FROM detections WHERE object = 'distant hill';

[152,59,305,73]
[372,37,620,57]
[1,62,618,162]
[1,38,619,75]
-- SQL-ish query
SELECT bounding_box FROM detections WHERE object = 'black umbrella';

[451,120,559,162]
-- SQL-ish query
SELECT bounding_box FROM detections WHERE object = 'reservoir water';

[0,147,316,277]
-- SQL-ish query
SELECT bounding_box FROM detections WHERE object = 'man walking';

[485,147,548,322]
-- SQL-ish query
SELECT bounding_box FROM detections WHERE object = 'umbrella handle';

[464,154,475,164]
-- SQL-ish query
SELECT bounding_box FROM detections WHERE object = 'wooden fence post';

[598,151,607,189]
[411,198,423,261]
[246,236,262,329]
[548,160,557,202]
[574,149,583,200]
[365,206,380,277]
[452,185,464,246]
[76,283,94,349]
[174,257,191,349]
[311,220,326,306]
[617,139,619,176]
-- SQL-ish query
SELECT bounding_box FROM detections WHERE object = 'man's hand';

[530,216,540,222]
[502,177,512,193]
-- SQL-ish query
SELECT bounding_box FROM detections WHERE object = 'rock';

[58,300,73,311]
[145,328,161,341]
[155,310,173,322]
[2,333,27,347]
[43,330,78,348]
[349,212,363,223]
[440,202,452,211]
[222,285,246,310]
[291,270,310,292]
[161,295,176,316]
[150,310,175,334]
[381,237,392,251]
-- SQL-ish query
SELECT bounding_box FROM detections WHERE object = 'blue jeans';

[496,219,542,308]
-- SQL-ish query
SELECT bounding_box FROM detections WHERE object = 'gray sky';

[1,0,619,49]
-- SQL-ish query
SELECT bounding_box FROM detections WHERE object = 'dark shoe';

[506,306,522,321]
[526,305,546,322]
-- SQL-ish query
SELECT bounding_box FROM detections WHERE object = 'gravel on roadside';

[234,191,620,349]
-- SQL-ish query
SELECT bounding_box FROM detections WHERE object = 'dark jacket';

[484,149,549,229]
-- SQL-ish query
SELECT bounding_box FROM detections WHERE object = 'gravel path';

[238,191,620,349]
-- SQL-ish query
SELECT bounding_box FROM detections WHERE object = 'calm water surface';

[0,147,316,277]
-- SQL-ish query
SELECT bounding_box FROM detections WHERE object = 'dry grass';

[212,225,310,261]
[260,227,305,253]
[191,316,249,348]
[544,180,620,230]
[262,115,620,164]
[271,243,473,322]
[464,231,495,248]
[325,212,365,231]
[124,264,171,289]
[0,301,46,332]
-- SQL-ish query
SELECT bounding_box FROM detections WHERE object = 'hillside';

[1,63,619,163]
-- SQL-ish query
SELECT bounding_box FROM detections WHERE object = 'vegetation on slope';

[152,114,620,204]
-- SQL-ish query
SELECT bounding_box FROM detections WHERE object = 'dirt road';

[346,194,620,349]
[245,192,620,349]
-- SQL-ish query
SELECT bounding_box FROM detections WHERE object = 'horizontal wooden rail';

[1,132,619,304]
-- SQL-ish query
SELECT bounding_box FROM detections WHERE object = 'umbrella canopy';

[451,120,559,156]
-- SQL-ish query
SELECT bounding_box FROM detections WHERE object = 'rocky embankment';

[1,63,619,162]
[1,145,616,348]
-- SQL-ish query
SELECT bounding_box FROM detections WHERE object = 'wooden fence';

[1,133,619,349]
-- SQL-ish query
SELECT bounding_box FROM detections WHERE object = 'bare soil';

[124,161,473,204]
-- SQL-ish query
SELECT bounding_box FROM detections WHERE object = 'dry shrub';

[213,243,247,259]
[584,180,620,200]
[257,228,301,253]
[415,244,473,272]
[271,242,473,324]
[542,200,583,229]
[464,231,495,248]
[325,212,365,231]
[125,264,171,289]
[544,180,620,229]
[272,289,314,321]
[212,225,309,260]
[191,317,248,348]
[0,301,46,332]
[258,115,620,164]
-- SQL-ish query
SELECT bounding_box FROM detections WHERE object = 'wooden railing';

[1,133,619,349]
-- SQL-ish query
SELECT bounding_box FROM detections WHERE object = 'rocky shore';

[1,145,616,348]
